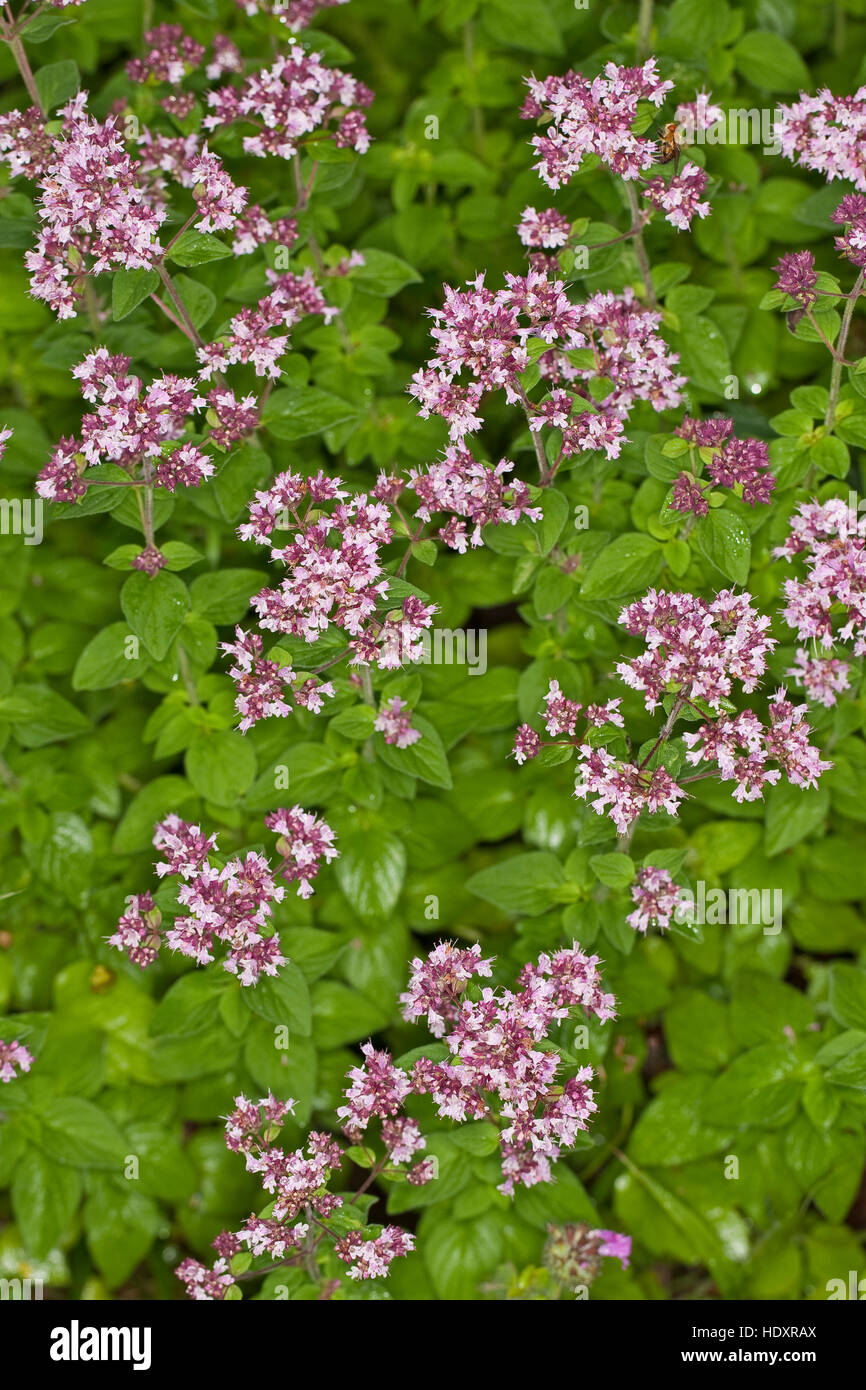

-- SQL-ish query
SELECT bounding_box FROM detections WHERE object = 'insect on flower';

[655,121,684,175]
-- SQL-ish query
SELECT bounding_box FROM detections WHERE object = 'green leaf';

[350,249,421,296]
[809,435,850,479]
[311,981,389,1048]
[580,534,664,599]
[112,269,159,321]
[733,31,812,92]
[121,571,190,660]
[167,231,232,266]
[483,0,563,55]
[694,510,751,585]
[377,715,452,789]
[242,965,312,1036]
[335,830,406,923]
[467,851,567,916]
[700,1045,801,1128]
[589,852,635,889]
[422,1212,505,1300]
[0,683,89,747]
[34,60,80,112]
[829,964,866,1031]
[764,780,828,856]
[72,622,149,691]
[185,730,257,805]
[112,775,197,854]
[32,1098,127,1168]
[84,1178,160,1288]
[189,568,261,623]
[12,1149,81,1258]
[261,385,358,441]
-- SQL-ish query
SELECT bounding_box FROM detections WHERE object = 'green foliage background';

[1,0,866,1300]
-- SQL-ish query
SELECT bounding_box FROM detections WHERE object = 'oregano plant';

[0,0,864,1315]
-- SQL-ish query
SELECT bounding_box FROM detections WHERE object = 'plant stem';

[3,23,44,114]
[155,262,204,348]
[824,270,865,431]
[624,182,656,307]
[636,0,653,61]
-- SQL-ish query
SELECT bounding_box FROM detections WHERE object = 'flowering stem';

[164,212,198,254]
[349,1155,387,1204]
[805,307,854,365]
[824,270,865,431]
[155,262,204,348]
[624,181,656,307]
[516,385,551,484]
[1,20,45,116]
[637,695,684,771]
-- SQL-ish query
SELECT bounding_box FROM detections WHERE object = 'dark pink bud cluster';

[671,418,775,514]
[832,194,866,268]
[773,250,818,306]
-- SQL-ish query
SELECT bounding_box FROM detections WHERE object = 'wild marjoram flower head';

[109,810,337,984]
[15,95,166,320]
[776,86,866,190]
[35,348,210,501]
[775,497,866,706]
[512,587,830,833]
[522,58,710,231]
[176,939,615,1298]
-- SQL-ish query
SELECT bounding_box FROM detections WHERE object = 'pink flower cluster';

[522,60,710,230]
[197,268,334,380]
[36,349,210,501]
[0,1039,33,1084]
[234,0,348,29]
[227,471,438,728]
[683,690,831,802]
[176,1089,416,1299]
[777,86,866,191]
[671,416,775,514]
[375,696,420,748]
[408,447,542,552]
[410,274,684,479]
[109,809,337,983]
[204,47,372,161]
[174,938,619,1299]
[617,589,775,711]
[775,497,866,705]
[513,585,831,832]
[627,865,682,933]
[24,94,165,319]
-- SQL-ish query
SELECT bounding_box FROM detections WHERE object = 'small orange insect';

[655,121,683,175]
